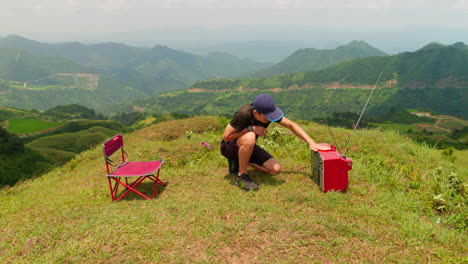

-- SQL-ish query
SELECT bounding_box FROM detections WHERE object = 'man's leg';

[220,140,239,174]
[234,132,259,191]
[236,131,256,175]
[249,158,281,175]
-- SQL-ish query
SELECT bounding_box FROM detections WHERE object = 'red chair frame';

[103,134,166,201]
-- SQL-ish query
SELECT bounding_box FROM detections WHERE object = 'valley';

[0,35,466,263]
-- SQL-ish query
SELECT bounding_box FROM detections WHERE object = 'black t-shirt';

[229,104,282,132]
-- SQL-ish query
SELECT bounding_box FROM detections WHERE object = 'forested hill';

[0,35,274,112]
[0,48,90,81]
[192,42,468,90]
[0,35,271,94]
[244,40,388,78]
[117,42,468,119]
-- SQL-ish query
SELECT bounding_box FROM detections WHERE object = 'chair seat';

[110,160,163,177]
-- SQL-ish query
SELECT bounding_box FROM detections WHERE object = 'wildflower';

[201,142,211,149]
[285,131,293,134]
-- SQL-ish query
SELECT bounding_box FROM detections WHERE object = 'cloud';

[2,0,465,13]
[0,0,467,42]
[450,0,468,12]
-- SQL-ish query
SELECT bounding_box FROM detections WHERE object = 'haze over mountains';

[0,35,271,91]
[30,25,466,56]
[244,40,388,78]
[0,34,466,118]
[0,35,386,112]
[125,41,467,119]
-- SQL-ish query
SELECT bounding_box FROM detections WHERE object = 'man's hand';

[252,125,267,137]
[310,143,331,152]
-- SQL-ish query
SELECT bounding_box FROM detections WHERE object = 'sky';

[1,0,467,51]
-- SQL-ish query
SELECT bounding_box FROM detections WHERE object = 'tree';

[0,127,24,154]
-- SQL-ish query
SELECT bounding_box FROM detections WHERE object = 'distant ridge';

[0,35,271,94]
[116,41,468,119]
[0,47,90,81]
[244,40,388,78]
[0,35,272,112]
[418,41,467,51]
[193,41,468,90]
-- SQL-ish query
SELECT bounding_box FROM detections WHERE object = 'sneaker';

[228,159,239,175]
[235,174,259,191]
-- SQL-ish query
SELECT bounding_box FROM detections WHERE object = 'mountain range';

[0,35,271,94]
[192,42,468,90]
[243,40,388,78]
[120,42,467,119]
[0,35,466,117]
[0,35,391,113]
[0,35,275,112]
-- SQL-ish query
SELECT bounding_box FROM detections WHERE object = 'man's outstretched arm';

[278,117,330,151]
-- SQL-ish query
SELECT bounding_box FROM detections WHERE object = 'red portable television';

[311,143,352,192]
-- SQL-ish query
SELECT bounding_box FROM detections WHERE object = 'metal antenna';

[342,71,384,156]
[322,89,339,148]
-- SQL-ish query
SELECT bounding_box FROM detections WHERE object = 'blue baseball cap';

[252,94,283,122]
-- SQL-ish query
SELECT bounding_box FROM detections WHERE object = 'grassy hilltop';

[0,116,466,263]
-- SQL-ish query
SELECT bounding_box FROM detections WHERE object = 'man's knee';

[264,158,281,174]
[237,132,256,148]
[270,164,281,175]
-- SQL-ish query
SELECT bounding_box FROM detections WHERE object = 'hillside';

[138,42,467,120]
[245,40,388,78]
[0,48,89,81]
[0,126,54,186]
[0,105,124,182]
[118,87,468,121]
[186,40,311,63]
[26,126,118,163]
[0,35,270,94]
[0,106,34,122]
[0,116,466,262]
[192,42,468,90]
[0,35,273,112]
[0,76,146,113]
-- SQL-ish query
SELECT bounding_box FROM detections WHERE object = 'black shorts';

[220,140,273,166]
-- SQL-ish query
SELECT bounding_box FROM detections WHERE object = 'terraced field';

[6,118,64,134]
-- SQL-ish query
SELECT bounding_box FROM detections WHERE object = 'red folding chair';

[103,134,166,201]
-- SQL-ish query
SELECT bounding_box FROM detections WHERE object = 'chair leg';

[110,177,152,201]
[108,171,166,201]
[108,177,122,201]
[153,180,158,198]
[149,169,166,198]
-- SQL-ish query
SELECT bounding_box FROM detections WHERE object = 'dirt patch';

[16,124,65,136]
[35,124,65,134]
[402,81,427,89]
[26,73,100,91]
[324,82,374,89]
[436,76,463,88]
[55,73,100,91]
[188,82,391,93]
[132,106,145,112]
[384,79,398,87]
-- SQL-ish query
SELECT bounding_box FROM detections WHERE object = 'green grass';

[26,126,118,162]
[453,150,468,169]
[7,118,64,134]
[371,122,419,132]
[0,116,466,263]
[437,116,468,130]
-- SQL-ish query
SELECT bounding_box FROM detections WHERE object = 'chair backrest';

[103,134,124,158]
[103,134,125,175]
